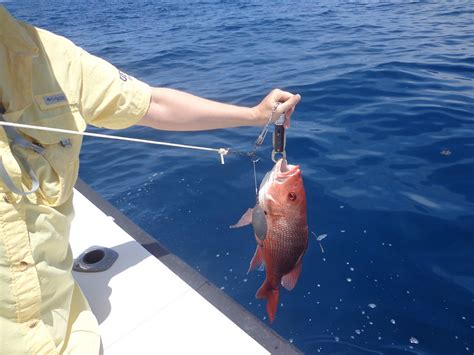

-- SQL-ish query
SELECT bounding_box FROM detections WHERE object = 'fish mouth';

[275,158,300,178]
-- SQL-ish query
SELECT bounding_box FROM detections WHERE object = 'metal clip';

[255,123,270,147]
[255,102,281,147]
[218,148,229,165]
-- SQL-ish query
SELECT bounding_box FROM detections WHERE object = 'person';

[0,5,301,355]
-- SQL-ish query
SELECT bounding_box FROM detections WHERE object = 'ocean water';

[6,1,474,354]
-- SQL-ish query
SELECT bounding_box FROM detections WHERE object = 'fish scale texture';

[265,217,307,280]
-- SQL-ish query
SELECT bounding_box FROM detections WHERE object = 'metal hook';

[271,150,286,163]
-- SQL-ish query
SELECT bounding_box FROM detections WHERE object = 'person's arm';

[138,88,301,131]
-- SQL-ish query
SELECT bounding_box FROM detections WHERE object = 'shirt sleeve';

[77,48,152,130]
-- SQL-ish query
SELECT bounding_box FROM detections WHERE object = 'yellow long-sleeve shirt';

[0,6,151,354]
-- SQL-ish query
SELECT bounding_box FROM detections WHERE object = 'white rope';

[0,121,229,164]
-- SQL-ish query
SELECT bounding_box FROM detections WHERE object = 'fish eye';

[288,192,297,201]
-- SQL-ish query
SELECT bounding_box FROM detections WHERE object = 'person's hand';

[252,89,301,128]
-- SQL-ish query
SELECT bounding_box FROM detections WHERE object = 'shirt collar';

[0,5,39,56]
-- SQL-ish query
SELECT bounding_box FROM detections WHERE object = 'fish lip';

[274,159,300,182]
[281,164,300,176]
[276,159,300,177]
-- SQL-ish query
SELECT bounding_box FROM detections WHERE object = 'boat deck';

[70,180,301,355]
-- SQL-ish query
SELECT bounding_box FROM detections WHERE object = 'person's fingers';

[254,89,301,127]
[279,93,301,111]
[272,88,294,103]
[276,93,301,120]
[284,106,295,128]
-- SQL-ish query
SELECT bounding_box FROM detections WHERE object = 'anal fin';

[281,260,302,291]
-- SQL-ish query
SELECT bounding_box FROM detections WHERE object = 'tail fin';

[256,280,280,323]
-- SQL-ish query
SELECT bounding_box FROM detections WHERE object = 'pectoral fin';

[230,208,253,228]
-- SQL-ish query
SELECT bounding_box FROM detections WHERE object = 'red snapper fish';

[231,158,308,323]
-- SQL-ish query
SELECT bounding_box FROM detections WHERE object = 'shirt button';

[27,319,39,329]
[18,261,29,272]
[3,192,16,204]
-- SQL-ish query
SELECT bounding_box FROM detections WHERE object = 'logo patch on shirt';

[35,92,70,110]
[43,93,67,106]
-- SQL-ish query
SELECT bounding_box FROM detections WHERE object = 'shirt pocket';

[18,108,86,207]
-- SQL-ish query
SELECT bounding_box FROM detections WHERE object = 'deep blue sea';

[6,1,474,354]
